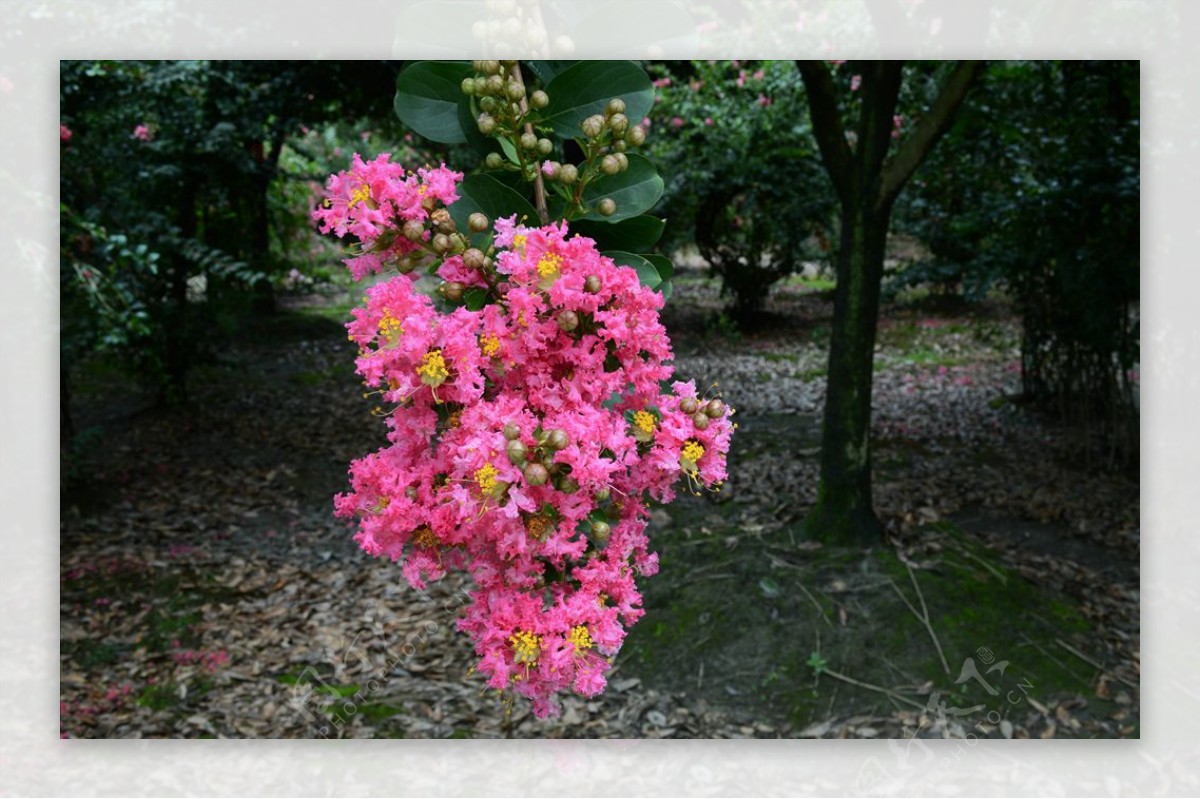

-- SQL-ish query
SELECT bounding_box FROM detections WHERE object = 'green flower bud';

[480,60,502,77]
[523,462,549,486]
[547,428,569,451]
[613,139,627,153]
[536,138,553,156]
[692,412,710,430]
[605,98,626,116]
[485,152,504,169]
[506,81,526,102]
[581,114,605,139]
[559,163,578,184]
[530,89,550,109]
[557,310,579,332]
[430,208,455,233]
[584,274,602,294]
[473,76,489,96]
[468,212,490,233]
[600,154,620,175]
[608,113,629,136]
[441,281,465,302]
[594,487,611,502]
[591,520,611,542]
[613,152,629,171]
[403,219,426,241]
[559,476,580,494]
[477,113,497,136]
[503,422,521,440]
[463,248,487,270]
[486,74,505,95]
[506,438,527,464]
[397,256,418,274]
[597,198,617,216]
[432,233,452,253]
[479,95,498,114]
[461,77,476,96]
[680,397,699,415]
[627,125,647,147]
[519,132,538,150]
[705,399,726,418]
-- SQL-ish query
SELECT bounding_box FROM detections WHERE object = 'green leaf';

[525,60,576,84]
[394,61,471,144]
[570,215,665,251]
[497,135,520,166]
[645,253,675,300]
[542,61,654,140]
[448,174,539,236]
[604,250,661,290]
[581,154,664,222]
[463,287,489,311]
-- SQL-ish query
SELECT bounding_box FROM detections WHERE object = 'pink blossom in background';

[736,70,747,87]
[671,116,684,128]
[753,70,764,80]
[850,74,862,92]
[641,117,652,129]
[757,94,772,108]
[360,130,372,141]
[829,59,846,66]
[60,124,73,142]
[132,123,153,142]
[705,117,714,126]
[652,77,671,88]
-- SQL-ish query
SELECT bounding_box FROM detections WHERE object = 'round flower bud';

[506,81,525,101]
[595,487,611,502]
[473,76,489,96]
[479,95,498,114]
[463,248,487,270]
[484,152,504,170]
[536,138,553,156]
[440,281,465,302]
[397,256,418,274]
[530,89,550,109]
[600,154,620,175]
[627,125,647,146]
[547,428,569,451]
[461,77,476,96]
[506,438,527,465]
[523,462,549,486]
[606,98,626,116]
[591,520,611,542]
[406,486,419,500]
[705,399,726,418]
[519,131,538,150]
[584,274,602,294]
[430,208,455,232]
[557,310,579,332]
[613,139,627,153]
[680,397,699,415]
[432,233,452,253]
[692,412,710,431]
[503,422,521,440]
[487,75,506,95]
[613,152,629,171]
[468,212,490,233]
[581,114,605,139]
[402,219,426,241]
[477,113,497,136]
[559,163,578,185]
[597,198,617,216]
[608,113,629,136]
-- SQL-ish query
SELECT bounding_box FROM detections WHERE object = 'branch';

[796,60,853,205]
[879,61,985,204]
[512,62,549,226]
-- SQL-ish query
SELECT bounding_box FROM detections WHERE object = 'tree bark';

[797,60,983,545]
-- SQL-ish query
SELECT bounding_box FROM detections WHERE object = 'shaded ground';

[59,265,1139,739]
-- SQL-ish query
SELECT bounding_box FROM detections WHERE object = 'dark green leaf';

[542,61,653,140]
[464,287,489,311]
[394,61,472,144]
[448,174,539,236]
[581,154,664,222]
[570,215,665,251]
[525,60,576,84]
[604,250,661,289]
[645,253,675,282]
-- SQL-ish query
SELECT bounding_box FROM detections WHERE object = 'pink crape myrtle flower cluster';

[314,153,734,718]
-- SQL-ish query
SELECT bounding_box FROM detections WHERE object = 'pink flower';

[757,94,772,108]
[670,117,684,128]
[753,69,764,80]
[652,77,671,88]
[704,117,714,126]
[60,124,73,142]
[132,123,153,142]
[850,74,861,92]
[736,70,747,88]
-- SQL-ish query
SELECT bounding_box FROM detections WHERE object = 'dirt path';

[60,270,1139,738]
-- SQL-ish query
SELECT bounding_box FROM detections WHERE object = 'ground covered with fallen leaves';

[60,265,1139,739]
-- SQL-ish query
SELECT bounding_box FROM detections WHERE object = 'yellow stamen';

[378,310,403,343]
[526,514,553,540]
[536,251,563,279]
[568,625,593,652]
[512,234,527,253]
[474,463,500,496]
[348,184,371,209]
[417,349,449,386]
[509,630,541,666]
[633,410,656,435]
[411,525,438,549]
[681,439,706,467]
[480,333,501,358]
